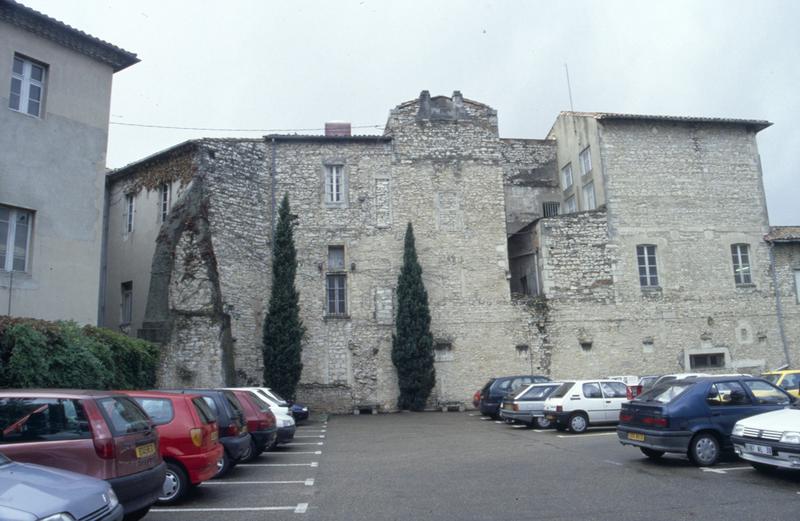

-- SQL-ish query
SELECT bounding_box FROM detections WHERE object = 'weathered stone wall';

[500,138,559,234]
[772,242,800,365]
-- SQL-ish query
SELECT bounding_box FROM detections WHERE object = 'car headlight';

[39,514,76,521]
[106,487,119,510]
[780,431,800,444]
[279,419,291,427]
[732,424,745,436]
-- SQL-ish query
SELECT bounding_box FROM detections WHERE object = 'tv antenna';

[564,63,575,112]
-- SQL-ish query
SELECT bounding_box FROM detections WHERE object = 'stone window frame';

[560,162,574,190]
[373,174,392,228]
[579,146,592,177]
[795,269,800,304]
[582,181,596,210]
[0,204,34,272]
[564,195,577,214]
[322,160,349,208]
[689,352,726,370]
[120,280,133,326]
[636,244,660,288]
[123,193,135,238]
[542,201,560,218]
[158,183,171,223]
[9,54,47,118]
[730,243,753,286]
[325,245,349,318]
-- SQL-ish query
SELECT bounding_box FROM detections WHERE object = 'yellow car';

[761,370,800,398]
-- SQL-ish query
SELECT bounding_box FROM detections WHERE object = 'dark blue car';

[478,375,550,418]
[617,376,794,466]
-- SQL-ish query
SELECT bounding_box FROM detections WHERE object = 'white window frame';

[0,205,33,272]
[561,163,574,189]
[582,181,596,210]
[636,244,659,288]
[579,146,592,176]
[326,246,347,316]
[9,55,46,118]
[120,281,133,326]
[158,183,171,223]
[795,270,800,304]
[730,244,752,285]
[124,194,135,236]
[325,165,344,204]
[564,195,577,214]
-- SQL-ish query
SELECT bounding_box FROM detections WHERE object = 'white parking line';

[532,429,548,433]
[204,479,314,486]
[296,429,326,433]
[700,466,751,474]
[295,435,325,438]
[603,460,623,466]
[240,462,319,467]
[284,442,324,446]
[556,432,617,438]
[512,425,528,429]
[270,450,322,455]
[152,505,305,513]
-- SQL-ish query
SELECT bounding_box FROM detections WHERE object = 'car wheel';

[240,438,256,462]
[534,416,552,429]
[214,451,232,479]
[688,432,720,466]
[750,462,775,473]
[123,506,150,521]
[158,462,189,505]
[555,424,568,432]
[640,447,665,460]
[568,412,589,434]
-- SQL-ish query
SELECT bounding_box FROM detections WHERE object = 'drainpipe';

[97,175,111,326]
[768,241,791,366]
[270,137,277,235]
[6,270,12,316]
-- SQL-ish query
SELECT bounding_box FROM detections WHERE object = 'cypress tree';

[262,193,305,399]
[392,222,436,410]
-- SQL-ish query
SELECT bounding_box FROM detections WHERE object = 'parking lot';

[145,412,800,521]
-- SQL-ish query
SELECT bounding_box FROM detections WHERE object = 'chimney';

[325,122,351,137]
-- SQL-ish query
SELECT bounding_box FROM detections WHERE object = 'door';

[705,381,754,439]
[580,382,606,423]
[600,381,629,422]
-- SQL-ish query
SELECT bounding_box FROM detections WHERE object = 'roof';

[560,111,772,132]
[0,389,126,399]
[265,134,391,143]
[765,226,800,243]
[107,139,202,183]
[0,0,139,72]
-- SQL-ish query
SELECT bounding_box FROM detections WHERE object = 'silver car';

[499,382,562,428]
[0,453,123,521]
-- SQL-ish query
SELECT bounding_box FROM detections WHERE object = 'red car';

[230,389,278,460]
[126,391,223,505]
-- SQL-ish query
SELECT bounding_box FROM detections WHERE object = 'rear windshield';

[549,382,575,399]
[133,398,174,426]
[635,381,693,404]
[0,398,91,443]
[265,389,289,406]
[761,374,780,385]
[202,396,219,416]
[639,376,659,389]
[248,392,272,412]
[97,397,151,435]
[192,397,216,424]
[224,391,245,417]
[519,385,559,400]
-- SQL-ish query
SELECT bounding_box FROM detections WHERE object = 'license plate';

[211,431,219,442]
[744,443,773,456]
[135,442,156,458]
[627,432,646,442]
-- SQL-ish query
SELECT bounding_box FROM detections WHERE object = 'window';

[706,381,748,406]
[795,270,800,304]
[0,398,91,443]
[690,352,725,369]
[561,163,573,189]
[601,382,628,398]
[133,398,174,426]
[542,202,559,217]
[96,397,150,436]
[9,55,46,117]
[123,194,135,235]
[743,380,791,405]
[779,373,800,392]
[636,245,659,287]
[0,205,32,272]
[582,382,602,398]
[564,195,577,214]
[582,182,596,210]
[579,146,592,176]
[326,246,347,315]
[730,244,752,285]
[120,281,133,325]
[158,183,171,223]
[325,165,344,204]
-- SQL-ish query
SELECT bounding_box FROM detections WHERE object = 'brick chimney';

[325,122,351,137]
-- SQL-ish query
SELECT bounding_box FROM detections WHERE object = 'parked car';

[543,379,629,433]
[231,387,297,445]
[731,402,800,471]
[499,382,562,428]
[126,391,224,504]
[607,375,640,386]
[472,389,482,409]
[228,389,278,460]
[627,375,660,400]
[651,373,709,387]
[0,453,123,521]
[617,376,794,466]
[167,389,250,477]
[0,390,165,521]
[257,387,309,422]
[761,369,800,398]
[479,375,551,418]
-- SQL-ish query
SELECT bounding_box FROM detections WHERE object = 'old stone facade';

[103,94,799,412]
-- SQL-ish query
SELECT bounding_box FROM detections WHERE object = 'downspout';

[270,137,277,235]
[97,175,111,326]
[767,241,791,366]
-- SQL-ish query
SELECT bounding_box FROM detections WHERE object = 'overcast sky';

[24,0,799,225]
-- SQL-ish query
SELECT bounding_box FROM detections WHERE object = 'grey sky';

[25,0,799,224]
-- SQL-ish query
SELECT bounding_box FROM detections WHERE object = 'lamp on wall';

[350,262,357,272]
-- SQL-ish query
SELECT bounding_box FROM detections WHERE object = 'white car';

[224,387,296,445]
[731,404,800,471]
[543,379,629,433]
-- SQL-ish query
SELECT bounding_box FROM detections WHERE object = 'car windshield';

[549,382,575,399]
[635,381,694,403]
[519,385,559,400]
[761,374,780,385]
[97,397,151,435]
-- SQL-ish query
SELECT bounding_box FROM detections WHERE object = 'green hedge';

[0,317,159,390]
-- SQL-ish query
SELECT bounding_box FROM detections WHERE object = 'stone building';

[0,0,137,323]
[103,93,799,412]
